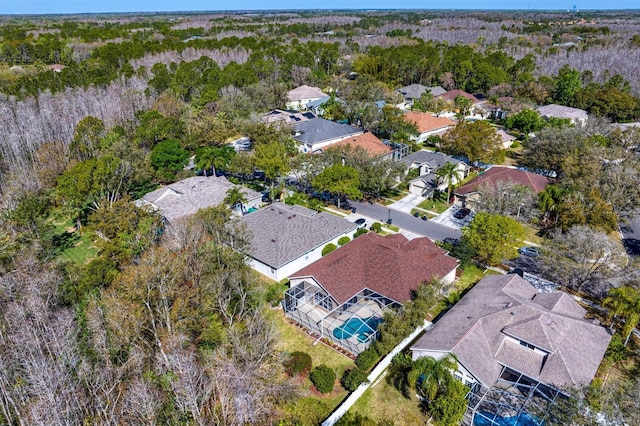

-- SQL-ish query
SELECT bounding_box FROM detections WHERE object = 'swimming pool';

[332,317,382,341]
[473,411,543,426]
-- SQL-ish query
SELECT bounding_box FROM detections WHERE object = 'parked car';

[443,238,460,246]
[454,208,471,219]
[355,218,366,228]
[518,246,540,257]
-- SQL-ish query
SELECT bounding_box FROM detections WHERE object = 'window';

[519,340,536,350]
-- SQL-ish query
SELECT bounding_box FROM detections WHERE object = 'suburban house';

[137,175,262,225]
[496,129,517,149]
[262,109,316,125]
[323,131,394,160]
[437,89,485,115]
[305,95,345,116]
[284,233,458,354]
[395,84,447,109]
[404,111,456,143]
[292,117,364,152]
[411,273,611,424]
[286,85,328,110]
[239,203,358,281]
[400,151,469,198]
[537,104,588,126]
[454,166,551,209]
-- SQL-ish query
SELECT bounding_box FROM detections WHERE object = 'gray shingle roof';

[395,84,446,100]
[293,118,363,147]
[139,176,261,223]
[411,274,611,388]
[287,85,327,101]
[537,104,588,120]
[239,203,358,269]
[400,150,466,169]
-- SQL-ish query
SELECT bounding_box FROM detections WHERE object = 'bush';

[310,365,335,394]
[338,236,351,246]
[370,222,382,233]
[322,243,337,256]
[341,367,369,391]
[354,228,368,238]
[355,346,380,371]
[284,351,312,376]
[264,282,287,307]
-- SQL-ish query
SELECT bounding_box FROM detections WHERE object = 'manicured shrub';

[341,367,369,391]
[355,346,380,371]
[354,228,368,238]
[310,365,335,394]
[322,243,337,256]
[370,222,382,233]
[284,351,312,376]
[338,236,351,246]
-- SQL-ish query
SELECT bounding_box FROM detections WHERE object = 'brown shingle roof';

[455,166,551,196]
[287,85,327,101]
[404,112,455,134]
[291,233,458,304]
[437,89,481,104]
[328,132,392,157]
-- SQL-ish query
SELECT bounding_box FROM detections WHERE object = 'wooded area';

[1,9,640,425]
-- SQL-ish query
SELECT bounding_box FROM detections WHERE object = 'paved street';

[351,200,462,241]
[620,215,640,256]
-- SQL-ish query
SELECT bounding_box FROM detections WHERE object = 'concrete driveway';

[387,194,426,214]
[430,206,474,230]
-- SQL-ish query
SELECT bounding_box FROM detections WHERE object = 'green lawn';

[417,197,450,214]
[349,374,427,425]
[268,308,354,423]
[410,208,437,218]
[380,188,408,201]
[521,224,542,245]
[58,231,98,265]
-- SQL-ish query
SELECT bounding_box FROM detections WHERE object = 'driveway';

[430,206,474,230]
[350,200,461,241]
[387,194,426,214]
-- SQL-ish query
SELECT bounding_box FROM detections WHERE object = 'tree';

[253,141,291,193]
[310,365,336,394]
[404,354,468,426]
[69,116,106,161]
[224,186,248,215]
[555,65,582,106]
[542,225,626,295]
[313,164,361,209]
[436,162,463,205]
[604,286,640,346]
[462,212,525,265]
[476,180,537,222]
[195,145,236,176]
[504,109,546,135]
[441,121,503,164]
[453,95,472,117]
[150,139,188,172]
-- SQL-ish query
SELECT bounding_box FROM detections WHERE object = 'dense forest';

[1,9,640,425]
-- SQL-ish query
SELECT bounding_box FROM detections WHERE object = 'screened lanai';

[464,366,564,426]
[283,280,402,355]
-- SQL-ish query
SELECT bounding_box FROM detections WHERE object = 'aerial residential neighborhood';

[2,7,640,426]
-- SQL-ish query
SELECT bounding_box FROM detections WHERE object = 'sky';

[0,0,638,15]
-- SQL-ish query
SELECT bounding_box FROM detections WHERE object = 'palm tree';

[224,186,248,215]
[605,286,640,346]
[407,354,459,402]
[436,162,463,205]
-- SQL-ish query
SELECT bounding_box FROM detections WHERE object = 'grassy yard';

[349,375,427,425]
[267,308,354,424]
[410,209,437,219]
[380,188,408,201]
[51,218,98,265]
[455,264,497,293]
[416,198,450,214]
[521,224,542,245]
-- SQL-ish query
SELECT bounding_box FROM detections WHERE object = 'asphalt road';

[351,200,462,241]
[620,215,640,256]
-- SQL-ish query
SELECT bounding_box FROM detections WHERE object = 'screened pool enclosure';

[283,279,402,355]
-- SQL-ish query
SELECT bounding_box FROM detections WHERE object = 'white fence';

[321,320,432,426]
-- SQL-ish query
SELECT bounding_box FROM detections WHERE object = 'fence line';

[321,320,432,426]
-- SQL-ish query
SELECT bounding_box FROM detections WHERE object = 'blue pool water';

[332,317,382,341]
[473,411,543,426]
